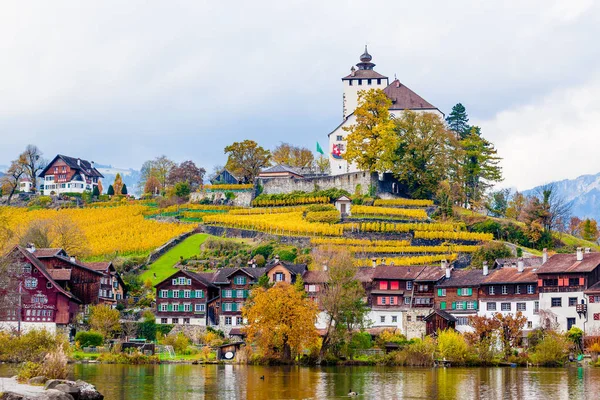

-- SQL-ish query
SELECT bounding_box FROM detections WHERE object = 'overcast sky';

[1,0,599,190]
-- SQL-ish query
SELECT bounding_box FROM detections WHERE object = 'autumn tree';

[144,176,161,195]
[51,216,89,257]
[0,155,27,204]
[343,89,395,172]
[243,282,318,361]
[315,155,330,174]
[580,219,599,241]
[19,219,53,248]
[459,127,503,208]
[486,189,510,218]
[272,143,314,169]
[522,184,571,248]
[495,312,527,359]
[312,247,369,361]
[391,111,458,199]
[97,180,103,195]
[140,155,176,192]
[224,140,271,183]
[466,315,501,363]
[19,145,46,192]
[446,103,470,139]
[88,304,121,338]
[112,173,124,196]
[506,191,526,221]
[569,217,582,236]
[168,160,206,190]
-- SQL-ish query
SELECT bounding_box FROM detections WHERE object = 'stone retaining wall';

[201,225,311,247]
[190,191,254,207]
[146,230,198,264]
[258,171,379,196]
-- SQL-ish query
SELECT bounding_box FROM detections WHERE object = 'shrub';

[277,249,297,262]
[252,244,274,259]
[305,210,341,224]
[162,333,191,354]
[306,204,336,212]
[17,362,43,383]
[75,331,104,348]
[436,329,469,363]
[0,329,67,363]
[375,329,409,349]
[41,346,68,380]
[530,332,571,366]
[470,242,512,268]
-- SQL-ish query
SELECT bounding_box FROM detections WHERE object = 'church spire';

[356,45,375,70]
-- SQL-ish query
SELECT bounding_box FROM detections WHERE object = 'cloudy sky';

[1,0,599,190]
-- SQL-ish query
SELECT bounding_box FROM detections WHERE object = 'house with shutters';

[154,270,218,326]
[536,248,600,332]
[39,154,103,195]
[265,259,307,284]
[82,261,126,306]
[0,246,81,333]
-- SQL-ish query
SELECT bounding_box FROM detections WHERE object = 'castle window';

[377,79,381,85]
[336,135,343,141]
[367,79,372,85]
[349,80,353,86]
[358,79,362,85]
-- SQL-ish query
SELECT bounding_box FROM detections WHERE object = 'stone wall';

[190,190,254,207]
[258,171,379,196]
[402,310,431,340]
[146,231,197,264]
[201,225,312,247]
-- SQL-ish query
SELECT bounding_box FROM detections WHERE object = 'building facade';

[83,262,126,306]
[39,154,103,196]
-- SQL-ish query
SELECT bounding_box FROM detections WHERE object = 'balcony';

[539,286,585,293]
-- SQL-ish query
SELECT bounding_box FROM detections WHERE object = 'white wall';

[343,78,389,119]
[539,292,585,332]
[0,321,57,334]
[156,317,206,326]
[479,299,540,330]
[366,309,403,331]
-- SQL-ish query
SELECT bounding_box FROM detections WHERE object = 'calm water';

[1,364,598,399]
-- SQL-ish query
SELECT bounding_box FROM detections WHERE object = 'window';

[173,290,179,298]
[458,288,472,296]
[358,79,362,85]
[544,279,558,286]
[517,303,526,311]
[195,304,205,312]
[418,285,428,292]
[377,78,381,85]
[172,318,179,324]
[527,285,535,294]
[183,318,190,324]
[567,318,576,330]
[184,290,191,298]
[24,278,38,289]
[502,285,508,295]
[46,282,52,289]
[367,79,372,85]
[184,304,191,312]
[172,303,180,312]
[349,80,353,86]
[178,277,186,285]
[234,276,246,285]
[336,135,343,141]
[379,281,388,290]
[417,315,425,321]
[237,290,245,299]
[569,297,577,307]
[23,264,31,274]
[534,301,539,313]
[527,321,533,329]
[516,285,521,294]
[437,288,446,297]
[407,315,412,322]
[487,302,496,311]
[195,290,203,298]
[404,297,411,305]
[275,273,284,282]
[389,296,395,305]
[222,303,232,311]
[380,316,386,323]
[501,303,511,311]
[551,298,562,307]
[236,317,243,325]
[161,318,168,324]
[392,316,397,323]
[160,304,168,312]
[308,285,316,292]
[457,317,469,326]
[381,297,387,305]
[569,278,579,287]
[466,301,476,310]
[223,290,232,298]
[455,302,465,310]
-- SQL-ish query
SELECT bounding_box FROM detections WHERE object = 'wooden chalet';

[82,261,127,305]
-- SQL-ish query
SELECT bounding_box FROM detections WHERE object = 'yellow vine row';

[310,237,411,247]
[351,205,428,219]
[414,231,493,241]
[355,253,459,267]
[373,199,434,207]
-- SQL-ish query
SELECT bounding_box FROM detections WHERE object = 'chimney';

[390,262,395,266]
[577,247,583,261]
[395,80,400,88]
[371,258,377,268]
[445,266,451,279]
[483,261,489,276]
[585,248,591,254]
[91,161,95,169]
[70,256,76,263]
[542,248,548,264]
[517,258,524,273]
[26,243,36,254]
[382,258,386,265]
[77,158,81,166]
[351,66,356,77]
[274,254,280,263]
[441,259,448,270]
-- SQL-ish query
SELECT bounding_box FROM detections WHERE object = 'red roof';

[536,253,600,274]
[48,269,72,281]
[383,79,437,111]
[32,248,65,258]
[482,267,537,284]
[82,261,111,272]
[373,265,424,280]
[342,69,388,80]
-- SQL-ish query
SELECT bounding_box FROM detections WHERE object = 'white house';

[328,47,445,175]
[39,155,103,196]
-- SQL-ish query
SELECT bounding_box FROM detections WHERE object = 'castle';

[328,46,444,175]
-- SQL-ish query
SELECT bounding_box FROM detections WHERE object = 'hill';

[95,164,142,197]
[523,171,600,221]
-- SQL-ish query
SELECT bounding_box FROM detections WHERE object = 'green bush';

[470,242,512,268]
[0,329,67,363]
[75,331,104,347]
[252,244,274,259]
[530,332,571,366]
[161,333,191,354]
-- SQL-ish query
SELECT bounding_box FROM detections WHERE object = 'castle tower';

[342,46,389,119]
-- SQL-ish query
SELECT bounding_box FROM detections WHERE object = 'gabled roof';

[355,267,376,283]
[373,265,424,280]
[303,270,329,284]
[32,248,67,258]
[494,257,543,268]
[424,309,457,322]
[436,269,488,288]
[342,69,388,80]
[154,269,218,288]
[415,265,446,282]
[12,246,81,303]
[383,79,438,112]
[335,195,352,202]
[481,267,537,285]
[39,154,103,178]
[52,255,104,276]
[82,261,112,272]
[48,269,72,281]
[265,260,307,276]
[259,164,303,175]
[536,253,600,274]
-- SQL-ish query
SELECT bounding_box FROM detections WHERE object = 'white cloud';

[475,74,600,191]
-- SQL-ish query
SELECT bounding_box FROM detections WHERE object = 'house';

[329,47,444,174]
[210,169,246,185]
[265,259,307,284]
[536,248,600,332]
[258,165,304,180]
[32,247,103,306]
[154,270,219,326]
[0,246,81,333]
[434,266,487,333]
[493,256,544,269]
[39,154,103,196]
[334,196,352,216]
[424,309,457,336]
[19,178,34,193]
[478,260,540,331]
[82,261,126,306]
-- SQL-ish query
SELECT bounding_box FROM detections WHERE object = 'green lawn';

[553,232,600,251]
[140,233,210,285]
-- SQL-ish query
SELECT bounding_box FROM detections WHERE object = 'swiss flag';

[332,144,341,157]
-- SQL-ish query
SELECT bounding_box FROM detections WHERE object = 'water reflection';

[1,364,598,399]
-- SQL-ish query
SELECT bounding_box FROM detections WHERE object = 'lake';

[1,364,597,399]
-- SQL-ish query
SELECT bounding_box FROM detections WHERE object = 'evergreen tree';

[92,186,100,197]
[446,103,470,139]
[121,184,128,195]
[107,185,115,196]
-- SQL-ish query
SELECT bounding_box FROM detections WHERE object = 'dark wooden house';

[424,309,456,336]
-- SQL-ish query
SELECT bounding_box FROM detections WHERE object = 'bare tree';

[0,156,27,205]
[535,184,572,233]
[19,219,53,248]
[21,145,46,192]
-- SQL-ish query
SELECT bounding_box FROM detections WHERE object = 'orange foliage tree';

[243,282,318,361]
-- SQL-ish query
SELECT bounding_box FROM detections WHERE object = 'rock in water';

[27,377,47,386]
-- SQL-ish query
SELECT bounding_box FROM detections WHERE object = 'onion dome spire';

[356,45,375,70]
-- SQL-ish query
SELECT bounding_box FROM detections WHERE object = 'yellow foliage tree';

[113,173,124,196]
[243,282,319,361]
[88,304,121,338]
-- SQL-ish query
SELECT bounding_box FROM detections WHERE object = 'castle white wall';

[343,78,389,119]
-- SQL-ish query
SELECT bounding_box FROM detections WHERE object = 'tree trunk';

[6,185,18,205]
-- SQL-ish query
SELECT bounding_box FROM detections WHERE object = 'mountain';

[523,172,600,221]
[95,164,142,197]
